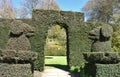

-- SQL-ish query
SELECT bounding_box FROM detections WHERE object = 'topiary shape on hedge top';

[0,49,38,63]
[83,52,120,64]
[7,20,35,51]
[88,23,113,52]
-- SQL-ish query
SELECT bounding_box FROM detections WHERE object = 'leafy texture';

[0,50,38,63]
[83,0,118,22]
[83,52,120,64]
[45,25,66,56]
[32,10,90,71]
[7,20,35,51]
[88,23,113,52]
[83,22,120,77]
[0,20,37,77]
[0,10,91,71]
[0,63,33,77]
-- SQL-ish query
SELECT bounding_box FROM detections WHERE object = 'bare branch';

[0,0,16,19]
[18,0,60,18]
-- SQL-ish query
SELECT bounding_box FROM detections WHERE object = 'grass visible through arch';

[45,56,68,71]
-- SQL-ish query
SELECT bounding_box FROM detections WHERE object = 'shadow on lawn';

[45,56,53,59]
[45,64,69,71]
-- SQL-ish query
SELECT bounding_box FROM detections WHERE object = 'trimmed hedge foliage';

[80,63,120,77]
[0,63,33,77]
[32,10,94,69]
[0,10,99,71]
[0,50,38,63]
[95,63,120,77]
[88,23,113,52]
[0,19,11,49]
[83,52,120,64]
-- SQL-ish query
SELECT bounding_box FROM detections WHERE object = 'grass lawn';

[45,56,68,70]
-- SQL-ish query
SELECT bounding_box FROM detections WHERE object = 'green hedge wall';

[0,63,33,77]
[0,19,11,49]
[32,10,94,69]
[95,63,120,77]
[20,19,45,71]
[83,63,120,77]
[0,10,99,71]
[0,19,44,71]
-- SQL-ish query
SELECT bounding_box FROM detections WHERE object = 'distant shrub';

[45,45,66,56]
[112,30,120,52]
[70,64,92,77]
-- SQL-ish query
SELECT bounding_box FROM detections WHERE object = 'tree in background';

[19,0,60,18]
[0,0,16,19]
[0,0,60,19]
[40,0,60,10]
[47,25,66,46]
[111,0,120,52]
[45,25,66,56]
[82,0,118,22]
[18,0,40,18]
[112,0,120,23]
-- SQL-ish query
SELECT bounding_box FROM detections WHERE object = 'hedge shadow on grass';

[45,64,69,71]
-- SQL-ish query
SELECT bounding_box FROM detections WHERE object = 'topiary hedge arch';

[32,10,93,71]
[0,10,94,71]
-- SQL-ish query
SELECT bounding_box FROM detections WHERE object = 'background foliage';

[44,25,66,56]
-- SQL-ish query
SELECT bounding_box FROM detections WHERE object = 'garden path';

[34,68,75,77]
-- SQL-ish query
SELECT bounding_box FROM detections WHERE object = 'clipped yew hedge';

[0,19,45,71]
[0,10,102,71]
[31,10,93,70]
[0,19,11,49]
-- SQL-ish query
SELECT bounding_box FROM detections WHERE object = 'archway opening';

[44,24,68,71]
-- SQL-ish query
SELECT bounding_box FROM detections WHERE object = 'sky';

[12,0,88,19]
[13,0,88,12]
[55,0,88,12]
[12,0,20,8]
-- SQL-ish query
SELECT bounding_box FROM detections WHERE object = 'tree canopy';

[0,0,60,19]
[83,0,118,22]
[19,0,60,18]
[0,0,16,19]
